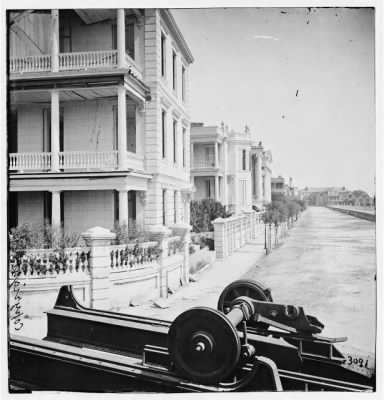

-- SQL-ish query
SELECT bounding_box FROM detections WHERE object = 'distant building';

[299,187,373,207]
[271,176,286,197]
[190,123,272,213]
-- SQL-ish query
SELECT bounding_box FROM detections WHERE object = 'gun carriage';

[10,280,374,392]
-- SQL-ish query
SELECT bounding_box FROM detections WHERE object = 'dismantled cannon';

[10,280,374,392]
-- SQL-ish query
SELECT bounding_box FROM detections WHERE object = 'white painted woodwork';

[51,10,59,72]
[51,90,60,171]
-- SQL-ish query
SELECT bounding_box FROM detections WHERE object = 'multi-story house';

[271,176,286,197]
[190,123,272,213]
[8,9,194,234]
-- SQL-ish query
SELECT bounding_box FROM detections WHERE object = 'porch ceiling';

[74,9,140,24]
[10,86,119,104]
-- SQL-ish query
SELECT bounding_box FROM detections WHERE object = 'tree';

[190,199,231,233]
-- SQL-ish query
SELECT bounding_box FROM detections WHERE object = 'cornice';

[159,9,194,64]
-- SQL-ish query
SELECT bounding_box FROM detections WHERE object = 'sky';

[171,7,376,194]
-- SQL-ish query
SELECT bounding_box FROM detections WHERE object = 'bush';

[9,221,82,253]
[112,219,146,244]
[190,199,231,233]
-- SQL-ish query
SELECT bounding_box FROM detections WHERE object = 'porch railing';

[59,151,118,170]
[59,50,118,71]
[10,55,51,73]
[10,50,143,75]
[193,159,222,169]
[9,152,51,171]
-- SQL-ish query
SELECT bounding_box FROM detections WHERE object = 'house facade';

[190,123,272,213]
[8,9,194,234]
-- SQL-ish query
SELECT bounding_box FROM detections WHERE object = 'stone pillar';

[118,86,127,169]
[117,8,125,68]
[212,218,227,259]
[51,90,60,171]
[51,10,59,72]
[51,190,61,227]
[118,189,129,226]
[81,227,116,310]
[147,226,171,298]
[255,155,263,204]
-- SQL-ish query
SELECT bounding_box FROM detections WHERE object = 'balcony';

[9,150,144,173]
[192,159,223,169]
[9,50,143,80]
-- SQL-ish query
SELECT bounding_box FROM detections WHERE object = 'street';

[243,206,376,357]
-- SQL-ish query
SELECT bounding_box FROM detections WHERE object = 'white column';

[118,86,127,169]
[215,176,219,201]
[255,155,263,203]
[117,9,125,68]
[51,10,59,72]
[51,190,61,227]
[51,90,60,171]
[118,189,129,226]
[214,142,219,168]
[191,142,194,168]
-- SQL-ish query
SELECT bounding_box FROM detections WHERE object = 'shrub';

[190,199,231,233]
[9,221,82,253]
[112,219,146,244]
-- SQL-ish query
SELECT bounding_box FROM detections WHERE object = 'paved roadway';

[243,206,376,357]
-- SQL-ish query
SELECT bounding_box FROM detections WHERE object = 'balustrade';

[10,50,147,74]
[10,247,90,277]
[110,242,160,271]
[193,159,222,169]
[9,153,51,171]
[59,151,118,170]
[59,50,118,71]
[10,55,51,73]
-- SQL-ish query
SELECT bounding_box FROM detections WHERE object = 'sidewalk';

[120,234,267,321]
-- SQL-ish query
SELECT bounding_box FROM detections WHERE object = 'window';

[172,51,177,91]
[174,191,177,223]
[161,33,166,78]
[182,127,186,167]
[162,189,166,225]
[242,149,247,171]
[162,110,166,158]
[182,65,186,101]
[173,119,177,163]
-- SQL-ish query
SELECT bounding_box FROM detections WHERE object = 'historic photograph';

[4,1,379,395]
